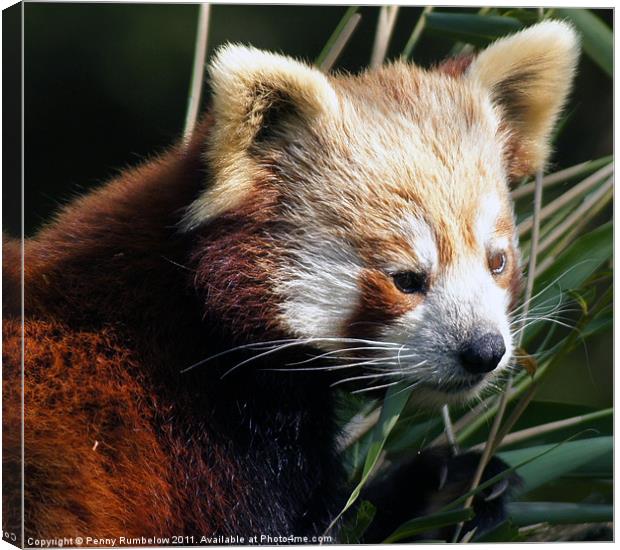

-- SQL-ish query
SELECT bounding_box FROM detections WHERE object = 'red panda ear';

[466,21,580,179]
[181,45,338,231]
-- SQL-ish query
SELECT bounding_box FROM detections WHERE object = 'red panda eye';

[488,252,507,275]
[392,271,428,294]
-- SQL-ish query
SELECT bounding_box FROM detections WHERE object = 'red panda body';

[4,125,342,540]
[4,21,579,544]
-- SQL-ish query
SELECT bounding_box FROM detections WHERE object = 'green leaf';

[501,8,543,26]
[339,500,376,543]
[324,383,411,534]
[383,508,474,543]
[507,502,613,526]
[499,436,612,495]
[580,314,612,339]
[535,222,612,292]
[476,519,524,542]
[556,9,613,77]
[566,451,613,478]
[442,435,585,512]
[425,13,523,46]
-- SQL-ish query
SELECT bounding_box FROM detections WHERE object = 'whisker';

[265,358,404,374]
[330,371,403,388]
[286,345,403,366]
[181,336,403,374]
[351,379,403,394]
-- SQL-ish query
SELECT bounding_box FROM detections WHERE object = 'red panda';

[3,21,579,544]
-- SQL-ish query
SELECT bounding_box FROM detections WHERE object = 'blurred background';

[8,4,613,413]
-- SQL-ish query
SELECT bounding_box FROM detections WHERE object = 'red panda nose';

[459,333,506,374]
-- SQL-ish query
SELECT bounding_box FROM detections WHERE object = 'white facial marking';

[489,236,510,252]
[397,213,438,271]
[475,194,502,247]
[277,235,361,346]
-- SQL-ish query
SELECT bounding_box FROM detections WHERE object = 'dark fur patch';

[345,269,421,339]
[190,182,286,342]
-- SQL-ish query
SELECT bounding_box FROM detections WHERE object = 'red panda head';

[184,21,579,404]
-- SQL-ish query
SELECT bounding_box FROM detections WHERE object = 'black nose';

[459,333,506,374]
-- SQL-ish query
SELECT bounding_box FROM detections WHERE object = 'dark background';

[6,3,614,406]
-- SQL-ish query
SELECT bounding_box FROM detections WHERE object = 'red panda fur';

[4,118,340,542]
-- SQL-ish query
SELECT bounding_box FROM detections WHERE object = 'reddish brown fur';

[190,181,287,341]
[433,218,458,266]
[437,55,474,78]
[495,121,537,182]
[3,319,251,541]
[2,116,270,541]
[345,269,421,339]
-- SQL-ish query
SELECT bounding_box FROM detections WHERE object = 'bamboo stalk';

[400,6,433,60]
[518,163,613,237]
[455,371,536,446]
[511,157,612,200]
[488,381,538,456]
[183,4,211,145]
[537,177,614,256]
[470,408,612,452]
[432,393,500,447]
[316,7,362,73]
[535,183,613,276]
[370,5,400,69]
[479,304,603,462]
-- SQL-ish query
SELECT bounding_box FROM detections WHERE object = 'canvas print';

[2,3,613,546]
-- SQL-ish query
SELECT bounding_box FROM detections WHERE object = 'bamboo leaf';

[425,13,523,46]
[339,500,376,543]
[556,9,612,77]
[581,314,612,339]
[566,451,613,478]
[534,221,612,289]
[499,436,612,494]
[383,508,474,543]
[476,519,524,542]
[443,434,586,512]
[507,502,613,526]
[324,383,411,534]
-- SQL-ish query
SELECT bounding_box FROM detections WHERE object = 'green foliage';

[424,13,523,46]
[556,8,613,76]
[507,502,613,526]
[499,436,612,495]
[383,508,475,543]
[339,500,377,543]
